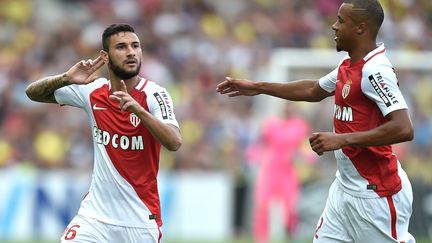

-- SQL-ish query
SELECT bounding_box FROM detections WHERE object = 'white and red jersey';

[319,43,410,198]
[54,77,179,228]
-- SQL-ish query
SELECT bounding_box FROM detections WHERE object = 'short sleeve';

[54,84,86,108]
[146,86,179,128]
[361,65,408,116]
[319,67,338,93]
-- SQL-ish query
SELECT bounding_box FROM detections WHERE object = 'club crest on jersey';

[130,113,141,127]
[342,80,352,99]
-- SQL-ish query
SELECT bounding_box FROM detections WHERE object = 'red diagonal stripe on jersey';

[139,79,149,92]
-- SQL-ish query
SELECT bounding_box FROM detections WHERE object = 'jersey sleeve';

[146,86,179,128]
[361,64,408,116]
[54,84,86,108]
[318,67,338,93]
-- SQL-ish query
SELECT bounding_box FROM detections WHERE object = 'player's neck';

[349,41,377,64]
[110,76,140,93]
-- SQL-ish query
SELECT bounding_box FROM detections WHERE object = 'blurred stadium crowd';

[0,0,432,238]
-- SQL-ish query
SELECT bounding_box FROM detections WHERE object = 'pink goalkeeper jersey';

[319,43,410,198]
[54,77,179,228]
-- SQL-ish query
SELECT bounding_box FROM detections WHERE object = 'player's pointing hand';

[109,80,142,113]
[216,77,260,97]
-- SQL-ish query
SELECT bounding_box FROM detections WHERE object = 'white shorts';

[60,214,162,243]
[313,180,415,243]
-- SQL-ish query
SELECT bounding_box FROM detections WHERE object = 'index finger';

[120,80,128,93]
[93,55,100,61]
[89,56,105,70]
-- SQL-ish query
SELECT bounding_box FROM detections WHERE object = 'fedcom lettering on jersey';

[93,126,144,150]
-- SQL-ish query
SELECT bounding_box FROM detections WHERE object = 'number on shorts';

[64,224,80,240]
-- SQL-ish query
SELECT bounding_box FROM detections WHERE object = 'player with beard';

[26,23,182,243]
[217,0,415,242]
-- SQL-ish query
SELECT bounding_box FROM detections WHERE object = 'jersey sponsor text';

[153,91,174,120]
[368,72,399,107]
[334,104,353,122]
[93,126,144,150]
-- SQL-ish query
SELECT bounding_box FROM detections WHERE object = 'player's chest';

[335,66,364,104]
[89,91,149,134]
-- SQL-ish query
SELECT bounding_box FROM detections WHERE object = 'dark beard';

[108,57,141,79]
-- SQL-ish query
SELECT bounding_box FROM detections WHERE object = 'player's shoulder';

[83,77,109,90]
[361,48,398,87]
[362,60,394,86]
[93,77,109,86]
[94,77,109,84]
[363,44,393,74]
[141,78,169,94]
[65,77,108,93]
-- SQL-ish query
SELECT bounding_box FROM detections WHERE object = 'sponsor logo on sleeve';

[153,93,168,119]
[368,72,399,107]
[154,91,174,120]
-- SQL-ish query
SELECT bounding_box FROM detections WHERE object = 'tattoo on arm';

[25,73,70,103]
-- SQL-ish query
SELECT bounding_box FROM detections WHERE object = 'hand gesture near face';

[65,56,105,85]
[109,80,142,114]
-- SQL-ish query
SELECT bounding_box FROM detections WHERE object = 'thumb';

[120,80,127,92]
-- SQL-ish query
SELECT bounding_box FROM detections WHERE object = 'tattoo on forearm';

[26,73,69,103]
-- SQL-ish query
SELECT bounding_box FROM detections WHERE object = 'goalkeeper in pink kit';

[246,105,314,243]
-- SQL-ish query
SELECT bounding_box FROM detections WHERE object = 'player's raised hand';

[109,80,142,113]
[64,56,105,85]
[216,77,260,97]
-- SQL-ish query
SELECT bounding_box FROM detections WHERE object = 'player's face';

[331,3,358,52]
[106,32,142,79]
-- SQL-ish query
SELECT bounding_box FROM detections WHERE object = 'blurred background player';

[26,23,181,243]
[246,103,316,243]
[217,0,416,242]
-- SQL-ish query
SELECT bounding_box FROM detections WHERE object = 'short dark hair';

[102,23,135,51]
[343,0,384,36]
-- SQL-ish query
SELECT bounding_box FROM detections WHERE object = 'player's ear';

[100,50,109,63]
[356,22,367,35]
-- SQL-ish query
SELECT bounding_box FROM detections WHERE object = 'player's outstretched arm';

[26,56,105,103]
[216,77,332,102]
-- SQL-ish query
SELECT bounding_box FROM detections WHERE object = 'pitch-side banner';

[0,167,232,241]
